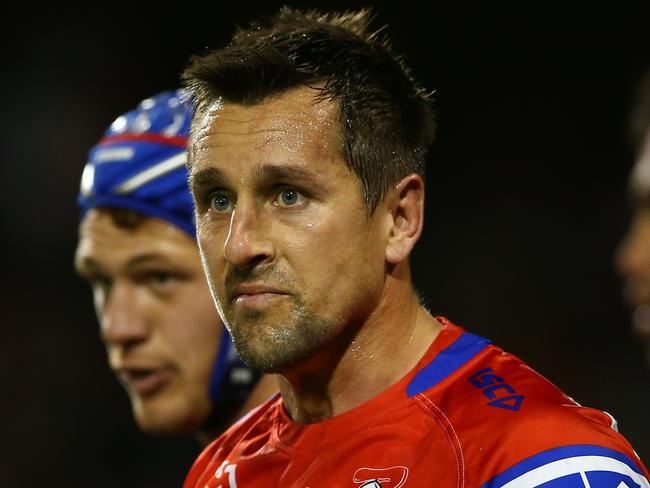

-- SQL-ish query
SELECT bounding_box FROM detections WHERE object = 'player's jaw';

[216,273,331,373]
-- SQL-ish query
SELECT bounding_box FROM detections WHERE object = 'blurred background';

[2,1,648,486]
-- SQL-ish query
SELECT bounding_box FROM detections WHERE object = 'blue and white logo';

[482,445,649,488]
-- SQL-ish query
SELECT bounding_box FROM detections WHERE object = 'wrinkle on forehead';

[192,87,341,157]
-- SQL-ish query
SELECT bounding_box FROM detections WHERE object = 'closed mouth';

[232,291,290,308]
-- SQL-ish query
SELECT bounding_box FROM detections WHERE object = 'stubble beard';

[223,297,335,373]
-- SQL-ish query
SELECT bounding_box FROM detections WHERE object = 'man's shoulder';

[440,346,647,483]
[426,334,621,443]
[414,320,620,437]
[411,320,649,485]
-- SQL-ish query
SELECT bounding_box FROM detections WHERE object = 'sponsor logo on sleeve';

[468,367,524,411]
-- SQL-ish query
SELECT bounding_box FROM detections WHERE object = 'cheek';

[289,214,385,300]
[198,224,228,283]
[163,286,222,374]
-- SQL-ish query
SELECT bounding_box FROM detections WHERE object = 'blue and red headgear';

[78,90,258,411]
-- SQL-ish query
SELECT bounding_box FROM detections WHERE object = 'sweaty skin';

[189,87,441,423]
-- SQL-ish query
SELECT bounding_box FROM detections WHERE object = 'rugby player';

[182,9,649,486]
[75,90,276,442]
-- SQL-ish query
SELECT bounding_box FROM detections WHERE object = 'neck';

[278,264,441,424]
[195,404,239,446]
[195,374,279,445]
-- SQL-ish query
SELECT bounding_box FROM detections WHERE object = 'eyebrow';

[188,167,228,194]
[126,254,173,268]
[75,253,173,277]
[189,164,325,192]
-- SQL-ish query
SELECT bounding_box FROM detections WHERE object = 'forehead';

[190,87,342,173]
[76,209,196,266]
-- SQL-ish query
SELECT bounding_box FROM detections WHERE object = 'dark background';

[2,2,648,486]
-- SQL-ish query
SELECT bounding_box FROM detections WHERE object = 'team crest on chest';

[352,466,409,488]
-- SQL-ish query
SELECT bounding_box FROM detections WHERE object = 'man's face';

[616,129,650,363]
[75,209,220,434]
[190,87,388,373]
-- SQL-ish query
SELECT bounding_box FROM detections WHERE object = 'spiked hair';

[182,8,435,213]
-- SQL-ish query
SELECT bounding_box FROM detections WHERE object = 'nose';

[223,202,275,268]
[616,210,650,280]
[99,281,149,347]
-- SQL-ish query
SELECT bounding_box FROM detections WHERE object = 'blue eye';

[211,193,232,212]
[280,189,300,206]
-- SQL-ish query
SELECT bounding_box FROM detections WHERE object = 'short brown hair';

[182,8,435,213]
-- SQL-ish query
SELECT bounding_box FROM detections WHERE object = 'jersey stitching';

[414,393,465,488]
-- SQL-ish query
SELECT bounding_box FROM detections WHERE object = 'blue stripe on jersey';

[480,444,648,488]
[406,331,491,397]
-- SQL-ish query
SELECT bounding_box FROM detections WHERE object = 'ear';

[385,174,425,265]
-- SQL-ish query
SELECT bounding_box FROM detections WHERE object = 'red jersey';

[184,318,649,487]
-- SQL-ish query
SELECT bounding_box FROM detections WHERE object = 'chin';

[130,393,211,436]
